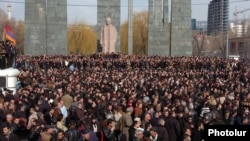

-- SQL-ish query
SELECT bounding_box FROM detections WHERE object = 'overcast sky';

[0,0,250,25]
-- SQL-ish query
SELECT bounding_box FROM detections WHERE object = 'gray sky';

[0,0,250,25]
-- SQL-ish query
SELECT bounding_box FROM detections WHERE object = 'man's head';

[91,115,97,123]
[158,118,165,126]
[44,125,54,134]
[134,117,141,128]
[150,127,158,137]
[6,114,13,123]
[57,130,65,140]
[81,129,90,140]
[30,107,36,114]
[68,120,77,128]
[2,123,11,135]
[135,128,144,139]
[126,107,133,114]
[106,17,111,25]
[107,119,115,129]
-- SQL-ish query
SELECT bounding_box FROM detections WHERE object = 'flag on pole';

[3,23,16,45]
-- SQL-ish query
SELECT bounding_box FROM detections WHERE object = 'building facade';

[207,0,229,35]
[147,0,169,56]
[24,0,67,55]
[229,37,250,58]
[171,0,192,56]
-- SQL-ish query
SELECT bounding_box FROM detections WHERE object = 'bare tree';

[213,32,227,58]
[133,11,148,55]
[68,23,97,55]
[121,11,148,55]
[192,31,206,56]
[14,21,24,54]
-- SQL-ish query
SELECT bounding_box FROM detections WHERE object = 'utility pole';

[226,7,229,59]
[128,0,133,55]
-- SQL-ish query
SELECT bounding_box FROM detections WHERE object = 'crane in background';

[233,7,250,24]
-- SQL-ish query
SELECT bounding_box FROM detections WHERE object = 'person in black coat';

[149,127,164,141]
[44,108,54,125]
[103,119,116,141]
[164,111,181,141]
[88,115,102,138]
[65,120,81,141]
[191,121,204,141]
[129,118,141,141]
[0,123,20,141]
[154,118,169,141]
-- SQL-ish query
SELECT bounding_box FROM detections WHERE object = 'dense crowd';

[0,53,250,141]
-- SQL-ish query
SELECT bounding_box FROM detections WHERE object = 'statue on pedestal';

[100,17,117,54]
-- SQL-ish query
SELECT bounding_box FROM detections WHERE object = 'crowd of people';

[0,53,250,141]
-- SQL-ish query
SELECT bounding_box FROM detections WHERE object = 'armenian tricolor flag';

[3,23,16,45]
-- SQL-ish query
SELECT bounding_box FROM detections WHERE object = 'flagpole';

[2,28,5,42]
[2,33,4,41]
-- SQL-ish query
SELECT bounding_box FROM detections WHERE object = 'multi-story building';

[196,21,208,33]
[207,0,229,35]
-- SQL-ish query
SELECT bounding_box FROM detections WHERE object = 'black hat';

[44,125,54,130]
[81,129,91,134]
[91,115,97,119]
[150,127,158,132]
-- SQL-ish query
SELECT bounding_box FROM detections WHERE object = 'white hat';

[143,96,150,103]
[134,117,141,122]
[136,127,144,132]
[49,99,54,104]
